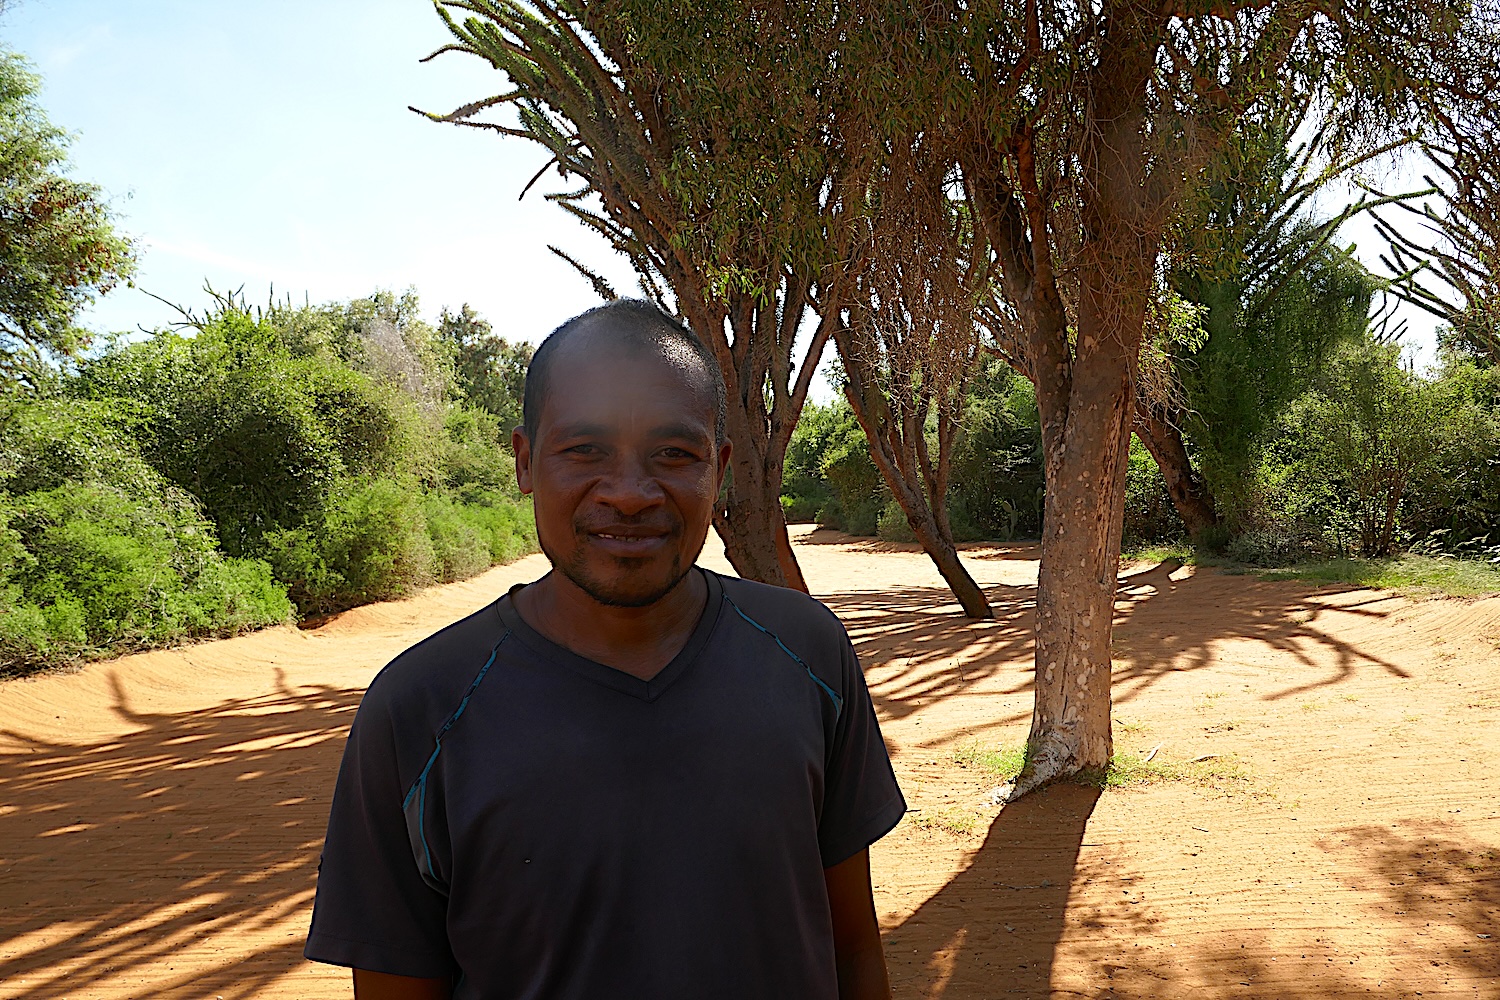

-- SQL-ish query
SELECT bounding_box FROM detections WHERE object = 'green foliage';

[0,50,135,382]
[877,499,915,543]
[1122,435,1185,545]
[946,362,1045,541]
[1179,245,1378,530]
[441,404,520,497]
[0,483,291,675]
[440,304,533,431]
[781,399,886,535]
[2,290,537,671]
[0,395,161,498]
[261,478,437,615]
[1400,355,1500,547]
[263,481,535,617]
[73,310,421,556]
[1283,339,1474,556]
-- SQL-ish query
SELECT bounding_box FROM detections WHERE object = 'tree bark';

[713,437,808,591]
[835,331,994,620]
[1133,408,1220,543]
[1019,325,1136,797]
[910,516,993,619]
[687,285,826,594]
[962,6,1171,797]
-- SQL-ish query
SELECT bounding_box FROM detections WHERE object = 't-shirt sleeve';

[304,679,455,978]
[817,628,907,868]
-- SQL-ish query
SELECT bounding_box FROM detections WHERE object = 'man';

[305,300,906,999]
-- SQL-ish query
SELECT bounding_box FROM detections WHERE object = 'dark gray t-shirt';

[305,569,906,999]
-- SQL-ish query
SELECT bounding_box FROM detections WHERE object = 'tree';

[0,50,134,384]
[933,0,1460,794]
[439,303,532,431]
[1139,114,1392,544]
[418,0,843,592]
[832,135,994,618]
[1290,339,1468,556]
[1373,129,1500,365]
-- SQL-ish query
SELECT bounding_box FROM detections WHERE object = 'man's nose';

[593,454,665,514]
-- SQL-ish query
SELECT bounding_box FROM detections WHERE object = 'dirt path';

[2,527,1497,999]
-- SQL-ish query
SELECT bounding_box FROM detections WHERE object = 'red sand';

[2,526,1497,998]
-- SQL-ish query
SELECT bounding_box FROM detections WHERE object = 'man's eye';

[565,444,599,455]
[660,447,699,460]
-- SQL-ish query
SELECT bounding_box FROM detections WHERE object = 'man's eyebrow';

[651,422,713,443]
[550,422,610,440]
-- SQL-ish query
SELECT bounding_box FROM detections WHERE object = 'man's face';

[513,335,730,608]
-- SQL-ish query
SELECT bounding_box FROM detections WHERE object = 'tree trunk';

[909,515,993,619]
[1133,409,1220,543]
[836,349,994,620]
[712,396,809,592]
[1012,306,1136,799]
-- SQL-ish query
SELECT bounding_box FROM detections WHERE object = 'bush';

[877,498,915,542]
[0,483,291,674]
[1122,434,1185,545]
[454,489,536,564]
[1281,340,1479,557]
[261,478,437,616]
[0,395,161,498]
[73,313,429,557]
[948,362,1046,540]
[441,405,518,498]
[423,494,494,582]
[781,400,885,534]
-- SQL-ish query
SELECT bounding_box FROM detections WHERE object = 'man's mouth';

[585,528,673,555]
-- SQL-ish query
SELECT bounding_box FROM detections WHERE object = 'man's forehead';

[551,327,712,393]
[541,329,716,428]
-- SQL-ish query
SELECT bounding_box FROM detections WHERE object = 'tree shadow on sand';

[882,783,1143,999]
[1095,822,1500,998]
[0,669,359,999]
[823,561,1413,731]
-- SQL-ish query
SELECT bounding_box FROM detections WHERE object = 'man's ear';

[513,426,535,495]
[716,438,732,485]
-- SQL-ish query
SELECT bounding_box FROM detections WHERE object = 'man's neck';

[514,568,709,682]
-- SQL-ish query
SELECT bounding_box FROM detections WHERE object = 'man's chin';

[560,561,694,609]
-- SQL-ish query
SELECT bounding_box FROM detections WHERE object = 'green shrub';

[262,478,437,616]
[781,400,885,534]
[0,395,161,498]
[877,498,915,542]
[454,489,536,564]
[948,362,1046,540]
[0,483,291,674]
[1122,434,1185,545]
[441,405,518,498]
[1280,340,1480,557]
[423,494,493,582]
[72,314,433,557]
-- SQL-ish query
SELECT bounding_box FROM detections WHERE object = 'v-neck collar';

[496,568,725,702]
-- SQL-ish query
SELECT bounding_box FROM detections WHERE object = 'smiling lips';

[586,527,673,555]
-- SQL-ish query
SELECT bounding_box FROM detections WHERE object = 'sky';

[2,0,1442,371]
[1,0,641,347]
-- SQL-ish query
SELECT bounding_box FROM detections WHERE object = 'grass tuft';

[1079,753,1251,790]
[953,741,1251,793]
[952,743,1029,781]
[905,807,981,837]
[1254,554,1500,598]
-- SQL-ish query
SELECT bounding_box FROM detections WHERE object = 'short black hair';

[522,299,727,444]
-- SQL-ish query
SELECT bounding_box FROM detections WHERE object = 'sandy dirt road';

[2,527,1497,999]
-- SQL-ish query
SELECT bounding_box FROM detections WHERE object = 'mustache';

[573,514,681,537]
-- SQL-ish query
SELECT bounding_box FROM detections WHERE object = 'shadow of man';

[884,783,1102,999]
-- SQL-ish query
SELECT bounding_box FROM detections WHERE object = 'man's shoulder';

[714,572,849,649]
[360,598,515,727]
